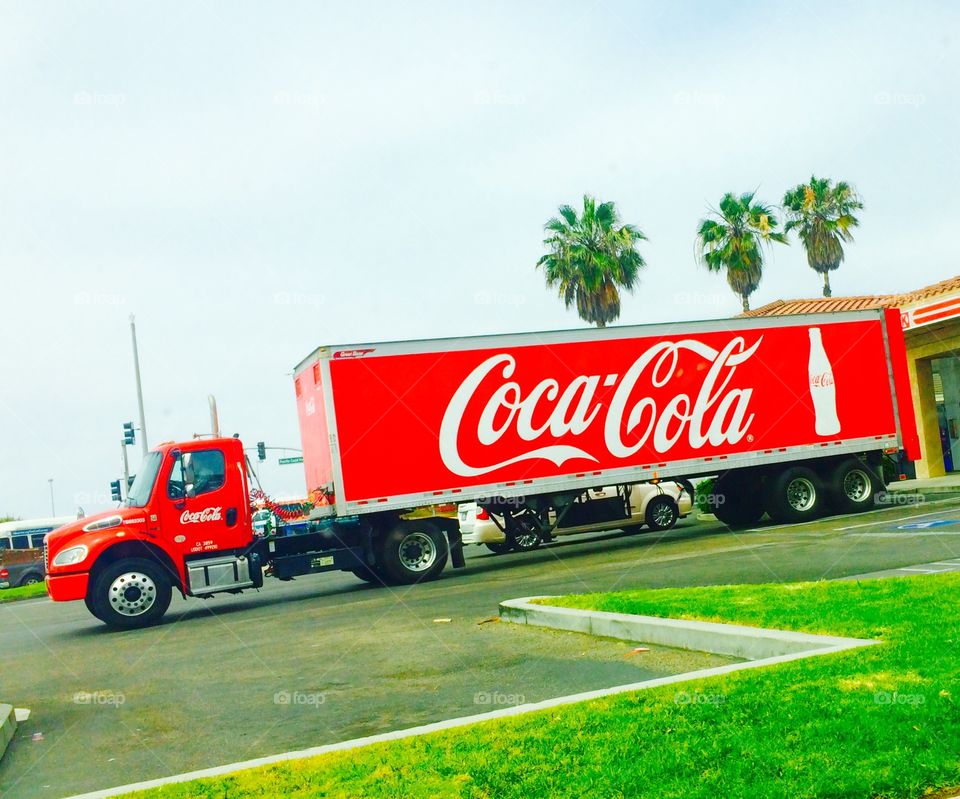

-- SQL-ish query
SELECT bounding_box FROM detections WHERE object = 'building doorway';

[932,356,960,473]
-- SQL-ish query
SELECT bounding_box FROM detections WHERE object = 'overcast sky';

[1,1,957,518]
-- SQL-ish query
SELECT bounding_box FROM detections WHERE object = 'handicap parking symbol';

[897,520,958,530]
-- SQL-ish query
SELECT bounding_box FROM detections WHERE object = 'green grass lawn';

[0,582,47,603]
[124,574,960,799]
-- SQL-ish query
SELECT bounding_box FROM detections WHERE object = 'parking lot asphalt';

[4,497,960,799]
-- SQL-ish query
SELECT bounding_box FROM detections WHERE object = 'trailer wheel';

[710,473,764,529]
[89,558,172,629]
[645,496,679,531]
[378,521,448,584]
[765,466,824,524]
[827,459,881,514]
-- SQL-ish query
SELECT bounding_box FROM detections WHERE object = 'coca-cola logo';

[810,373,834,388]
[179,507,223,524]
[439,336,761,477]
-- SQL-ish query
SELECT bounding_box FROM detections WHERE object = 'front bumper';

[46,571,90,602]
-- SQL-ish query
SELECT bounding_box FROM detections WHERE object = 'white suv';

[458,481,693,554]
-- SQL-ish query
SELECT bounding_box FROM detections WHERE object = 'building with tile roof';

[743,275,960,479]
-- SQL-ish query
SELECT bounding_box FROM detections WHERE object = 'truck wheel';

[765,466,824,524]
[485,542,513,555]
[349,562,388,586]
[645,496,679,531]
[827,459,881,514]
[90,558,172,629]
[710,473,764,529]
[378,521,448,584]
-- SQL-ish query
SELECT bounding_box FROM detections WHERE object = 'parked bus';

[0,516,79,550]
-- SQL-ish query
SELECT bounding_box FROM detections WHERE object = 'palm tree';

[696,191,787,313]
[782,176,863,298]
[536,195,647,328]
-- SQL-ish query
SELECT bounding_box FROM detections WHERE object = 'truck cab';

[45,437,257,628]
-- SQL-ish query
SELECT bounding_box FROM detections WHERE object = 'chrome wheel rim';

[843,469,871,502]
[109,571,157,617]
[514,529,540,549]
[652,501,676,528]
[786,477,817,512]
[398,532,437,572]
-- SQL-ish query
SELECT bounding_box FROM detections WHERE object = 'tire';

[710,473,764,529]
[505,510,543,552]
[645,496,679,531]
[485,542,513,555]
[764,466,824,524]
[827,459,881,514]
[18,572,43,587]
[377,521,448,585]
[89,558,173,629]
[349,560,389,586]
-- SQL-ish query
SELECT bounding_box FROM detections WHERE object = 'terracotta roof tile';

[743,274,960,317]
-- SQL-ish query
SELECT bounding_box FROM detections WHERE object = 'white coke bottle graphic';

[808,327,841,436]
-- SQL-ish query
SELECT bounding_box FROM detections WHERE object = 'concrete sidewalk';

[884,474,960,497]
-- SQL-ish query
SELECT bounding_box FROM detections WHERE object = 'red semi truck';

[46,309,919,628]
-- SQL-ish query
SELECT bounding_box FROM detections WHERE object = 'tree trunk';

[822,271,832,298]
[596,320,606,328]
[741,294,750,313]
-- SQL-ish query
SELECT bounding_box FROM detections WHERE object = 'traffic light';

[257,441,266,462]
[110,480,122,502]
[122,422,135,446]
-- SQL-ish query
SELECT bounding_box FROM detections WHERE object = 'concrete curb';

[0,703,17,762]
[500,596,875,661]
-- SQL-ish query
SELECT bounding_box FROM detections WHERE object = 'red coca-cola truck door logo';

[325,320,898,502]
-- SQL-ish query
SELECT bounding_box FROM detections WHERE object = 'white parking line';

[929,561,960,567]
[744,497,960,534]
[834,506,960,531]
[896,567,945,574]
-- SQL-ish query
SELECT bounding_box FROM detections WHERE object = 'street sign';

[278,456,304,465]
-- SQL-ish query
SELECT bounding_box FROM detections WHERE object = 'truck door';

[161,447,251,557]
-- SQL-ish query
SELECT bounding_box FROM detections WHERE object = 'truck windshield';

[124,452,162,508]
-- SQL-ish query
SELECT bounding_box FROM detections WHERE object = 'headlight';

[52,545,89,567]
[83,515,122,533]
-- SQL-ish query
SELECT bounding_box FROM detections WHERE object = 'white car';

[458,481,694,554]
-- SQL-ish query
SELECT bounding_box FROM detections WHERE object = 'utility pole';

[120,441,130,493]
[48,478,55,515]
[130,315,148,456]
